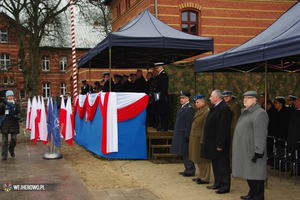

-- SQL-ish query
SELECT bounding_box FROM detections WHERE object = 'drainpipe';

[155,0,157,18]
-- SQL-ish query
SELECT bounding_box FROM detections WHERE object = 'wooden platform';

[147,127,182,163]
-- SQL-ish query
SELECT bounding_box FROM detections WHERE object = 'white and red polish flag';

[30,96,39,145]
[39,97,48,145]
[59,96,67,139]
[65,97,75,146]
[26,98,32,131]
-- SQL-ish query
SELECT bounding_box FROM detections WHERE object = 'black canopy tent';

[194,1,300,73]
[78,9,214,69]
[193,2,300,109]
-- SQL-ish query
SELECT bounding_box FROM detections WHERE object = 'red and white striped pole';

[70,0,77,98]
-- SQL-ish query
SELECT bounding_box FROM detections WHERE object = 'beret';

[193,94,205,101]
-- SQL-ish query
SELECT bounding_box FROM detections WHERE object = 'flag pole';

[70,0,77,99]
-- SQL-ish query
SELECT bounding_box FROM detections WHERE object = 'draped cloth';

[74,92,148,155]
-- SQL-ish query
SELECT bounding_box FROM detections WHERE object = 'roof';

[194,1,300,73]
[78,9,213,69]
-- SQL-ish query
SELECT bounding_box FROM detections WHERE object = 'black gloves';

[185,137,189,143]
[251,153,264,163]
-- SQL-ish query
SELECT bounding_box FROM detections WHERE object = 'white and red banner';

[74,92,148,154]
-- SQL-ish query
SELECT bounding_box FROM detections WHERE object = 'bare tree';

[76,0,112,37]
[0,0,77,97]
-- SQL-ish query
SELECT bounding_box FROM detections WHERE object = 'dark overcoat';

[288,109,300,152]
[269,107,290,140]
[189,104,211,164]
[103,78,115,92]
[81,84,93,94]
[0,101,21,134]
[114,80,123,92]
[232,103,269,180]
[171,102,195,156]
[201,100,232,159]
[152,69,169,114]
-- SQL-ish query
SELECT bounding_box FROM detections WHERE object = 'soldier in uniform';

[171,91,195,176]
[223,91,241,166]
[151,62,169,131]
[189,94,211,184]
[114,74,123,92]
[134,69,147,93]
[287,95,297,113]
[121,74,131,92]
[102,72,115,92]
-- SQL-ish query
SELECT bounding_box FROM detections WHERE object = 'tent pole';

[265,60,267,111]
[89,60,91,92]
[194,73,196,98]
[155,0,158,18]
[109,48,112,92]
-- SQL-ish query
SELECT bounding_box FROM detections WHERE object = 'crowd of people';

[170,89,300,200]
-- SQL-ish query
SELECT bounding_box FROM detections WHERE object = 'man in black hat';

[81,79,93,95]
[102,72,115,92]
[171,90,195,177]
[134,69,147,93]
[121,74,131,92]
[152,62,169,131]
[114,74,123,92]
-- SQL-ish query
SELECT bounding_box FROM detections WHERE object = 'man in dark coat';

[0,90,21,160]
[288,98,300,153]
[232,91,269,200]
[134,69,147,93]
[102,72,115,92]
[121,74,131,92]
[171,91,195,176]
[201,90,232,194]
[287,95,297,113]
[152,62,169,131]
[81,79,93,94]
[114,74,123,92]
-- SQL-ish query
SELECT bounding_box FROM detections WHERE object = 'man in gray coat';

[171,90,195,176]
[232,91,269,200]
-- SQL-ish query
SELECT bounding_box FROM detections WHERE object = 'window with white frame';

[42,56,50,71]
[60,56,67,71]
[3,77,8,85]
[60,83,66,95]
[0,28,8,43]
[20,90,26,99]
[18,56,23,71]
[10,77,14,84]
[42,83,50,98]
[0,54,10,70]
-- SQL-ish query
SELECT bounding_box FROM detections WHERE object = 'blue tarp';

[74,105,147,159]
[194,2,300,73]
[78,9,213,69]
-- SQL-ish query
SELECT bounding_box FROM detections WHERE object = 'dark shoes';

[196,179,209,184]
[207,185,220,190]
[192,177,200,182]
[240,195,253,199]
[2,157,7,160]
[11,153,15,157]
[178,172,194,177]
[215,189,230,194]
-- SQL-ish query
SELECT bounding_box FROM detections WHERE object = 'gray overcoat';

[232,103,269,180]
[171,102,195,156]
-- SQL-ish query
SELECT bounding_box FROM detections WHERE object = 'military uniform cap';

[65,91,70,94]
[243,91,258,98]
[180,90,191,97]
[275,96,285,99]
[193,94,205,101]
[154,62,164,67]
[81,79,87,83]
[223,91,232,97]
[288,95,297,100]
[130,73,136,76]
[103,72,110,76]
[232,95,236,99]
[123,74,129,77]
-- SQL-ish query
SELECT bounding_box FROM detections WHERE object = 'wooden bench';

[152,153,182,163]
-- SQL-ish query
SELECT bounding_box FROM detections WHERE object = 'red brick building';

[103,0,297,60]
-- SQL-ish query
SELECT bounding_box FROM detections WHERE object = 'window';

[0,28,8,43]
[60,56,67,71]
[0,54,10,70]
[42,83,50,98]
[3,77,8,85]
[181,11,198,35]
[60,83,66,95]
[20,90,26,99]
[10,77,14,84]
[42,56,50,71]
[18,57,23,71]
[126,0,130,10]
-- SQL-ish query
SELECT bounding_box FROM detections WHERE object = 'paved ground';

[1,124,300,200]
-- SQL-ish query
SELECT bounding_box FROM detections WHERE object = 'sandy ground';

[59,139,300,200]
